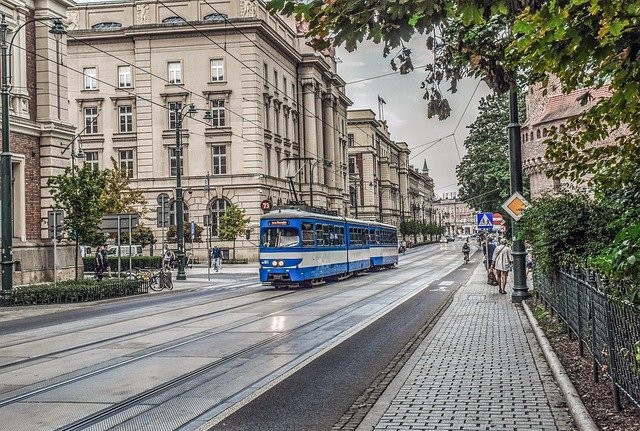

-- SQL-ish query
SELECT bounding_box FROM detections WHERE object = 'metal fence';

[534,267,640,411]
[0,278,149,307]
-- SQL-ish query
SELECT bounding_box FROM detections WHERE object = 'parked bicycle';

[124,267,158,289]
[125,267,172,291]
[156,267,173,291]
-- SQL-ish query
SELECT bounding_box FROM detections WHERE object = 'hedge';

[0,278,147,307]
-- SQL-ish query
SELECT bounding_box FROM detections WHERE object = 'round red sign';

[492,212,503,225]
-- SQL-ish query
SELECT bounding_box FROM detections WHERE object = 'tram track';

[1,259,450,430]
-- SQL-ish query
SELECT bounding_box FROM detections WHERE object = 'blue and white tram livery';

[259,209,399,287]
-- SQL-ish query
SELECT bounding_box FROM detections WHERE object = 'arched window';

[204,13,228,22]
[536,129,541,138]
[169,200,189,226]
[92,22,122,30]
[208,198,230,237]
[162,16,186,24]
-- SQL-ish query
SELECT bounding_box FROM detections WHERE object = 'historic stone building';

[1,0,76,285]
[346,109,435,234]
[65,0,351,259]
[433,192,477,237]
[521,78,613,199]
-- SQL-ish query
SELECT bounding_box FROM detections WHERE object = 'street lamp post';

[173,103,198,281]
[1,15,65,291]
[507,86,529,303]
[61,138,84,280]
[206,172,211,282]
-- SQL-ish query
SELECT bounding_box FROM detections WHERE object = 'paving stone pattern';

[373,269,576,430]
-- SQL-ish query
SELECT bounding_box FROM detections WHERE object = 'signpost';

[502,192,529,221]
[261,199,272,213]
[48,210,64,288]
[101,214,139,276]
[476,212,493,230]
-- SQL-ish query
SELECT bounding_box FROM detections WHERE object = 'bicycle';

[125,267,159,291]
[155,267,173,291]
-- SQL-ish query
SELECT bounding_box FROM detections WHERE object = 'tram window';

[262,227,299,248]
[316,224,325,246]
[338,227,345,245]
[302,223,315,246]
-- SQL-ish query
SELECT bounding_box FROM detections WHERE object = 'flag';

[377,95,386,105]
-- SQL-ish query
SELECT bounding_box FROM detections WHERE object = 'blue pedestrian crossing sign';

[476,212,493,230]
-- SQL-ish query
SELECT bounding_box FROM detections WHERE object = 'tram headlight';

[272,260,278,267]
[278,260,284,267]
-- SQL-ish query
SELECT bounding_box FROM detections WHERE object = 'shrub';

[0,278,146,306]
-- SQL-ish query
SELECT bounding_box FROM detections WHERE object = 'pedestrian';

[492,238,513,294]
[526,246,535,276]
[95,246,105,281]
[483,237,498,285]
[100,245,110,278]
[211,246,222,272]
[163,247,175,270]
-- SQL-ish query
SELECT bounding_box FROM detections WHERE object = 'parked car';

[107,244,142,257]
[439,237,447,243]
[79,245,92,258]
[446,236,455,242]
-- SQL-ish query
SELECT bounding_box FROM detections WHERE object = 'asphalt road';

[209,246,476,431]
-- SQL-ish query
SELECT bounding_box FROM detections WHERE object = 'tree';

[48,165,108,247]
[456,93,528,212]
[101,158,147,215]
[166,223,204,244]
[512,0,640,191]
[130,225,156,249]
[218,204,250,260]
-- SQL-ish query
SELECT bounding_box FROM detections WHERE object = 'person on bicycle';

[162,247,175,270]
[211,246,222,272]
[462,240,470,263]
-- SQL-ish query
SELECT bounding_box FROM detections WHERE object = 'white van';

[107,245,142,257]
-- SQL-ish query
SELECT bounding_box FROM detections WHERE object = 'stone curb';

[522,301,599,431]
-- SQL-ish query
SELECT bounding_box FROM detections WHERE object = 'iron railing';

[534,267,640,411]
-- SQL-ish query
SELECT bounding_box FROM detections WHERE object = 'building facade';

[1,0,77,285]
[346,109,435,237]
[66,0,351,259]
[433,192,477,237]
[521,78,613,199]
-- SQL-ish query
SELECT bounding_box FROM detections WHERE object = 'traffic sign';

[476,212,493,230]
[492,212,503,225]
[502,192,529,221]
[261,199,272,213]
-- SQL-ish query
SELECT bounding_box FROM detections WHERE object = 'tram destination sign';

[268,220,289,226]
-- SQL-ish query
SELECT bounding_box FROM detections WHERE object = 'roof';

[525,87,612,127]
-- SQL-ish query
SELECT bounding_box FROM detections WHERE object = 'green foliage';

[101,158,148,215]
[131,225,156,248]
[519,188,616,273]
[456,93,529,212]
[218,204,250,241]
[47,165,108,245]
[218,204,250,260]
[400,221,442,238]
[113,225,156,248]
[512,0,640,190]
[0,278,144,306]
[166,223,204,243]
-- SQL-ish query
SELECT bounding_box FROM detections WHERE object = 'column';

[302,79,317,185]
[314,85,325,185]
[323,93,335,189]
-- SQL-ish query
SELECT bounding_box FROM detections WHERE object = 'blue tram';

[259,209,399,287]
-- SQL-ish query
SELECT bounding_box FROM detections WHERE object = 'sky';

[336,36,492,197]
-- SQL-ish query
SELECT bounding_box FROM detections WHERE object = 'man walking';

[211,246,222,272]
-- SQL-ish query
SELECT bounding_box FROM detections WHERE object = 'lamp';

[1,15,66,291]
[173,103,200,281]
